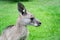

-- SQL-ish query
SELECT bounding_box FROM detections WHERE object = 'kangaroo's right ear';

[18,2,27,15]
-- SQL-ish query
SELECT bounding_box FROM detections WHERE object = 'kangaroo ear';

[18,2,27,15]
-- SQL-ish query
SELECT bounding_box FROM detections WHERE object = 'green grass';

[0,0,60,40]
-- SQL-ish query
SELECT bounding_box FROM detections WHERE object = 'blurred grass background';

[0,0,60,40]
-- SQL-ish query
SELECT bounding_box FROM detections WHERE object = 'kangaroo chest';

[4,26,28,40]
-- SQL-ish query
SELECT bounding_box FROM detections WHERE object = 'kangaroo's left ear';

[18,2,27,15]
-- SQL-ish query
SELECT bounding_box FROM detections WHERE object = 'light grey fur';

[0,16,29,40]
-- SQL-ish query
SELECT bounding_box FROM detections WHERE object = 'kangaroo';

[0,2,41,40]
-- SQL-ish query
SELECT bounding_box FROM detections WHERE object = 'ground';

[0,0,60,40]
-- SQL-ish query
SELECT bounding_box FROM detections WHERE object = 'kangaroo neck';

[16,16,26,28]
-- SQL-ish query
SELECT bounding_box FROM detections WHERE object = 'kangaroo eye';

[30,17,34,21]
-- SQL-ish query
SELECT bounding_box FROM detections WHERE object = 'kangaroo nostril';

[39,22,41,24]
[38,22,41,26]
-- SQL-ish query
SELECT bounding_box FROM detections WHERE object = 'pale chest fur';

[0,26,28,40]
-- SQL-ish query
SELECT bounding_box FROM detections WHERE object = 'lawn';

[0,0,60,40]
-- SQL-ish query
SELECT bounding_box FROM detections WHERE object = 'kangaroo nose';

[38,22,41,26]
[39,22,41,24]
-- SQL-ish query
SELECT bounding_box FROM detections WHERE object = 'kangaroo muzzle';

[36,21,41,27]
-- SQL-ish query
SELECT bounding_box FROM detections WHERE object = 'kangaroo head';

[18,2,41,27]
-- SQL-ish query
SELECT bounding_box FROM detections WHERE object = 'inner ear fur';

[18,2,27,15]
